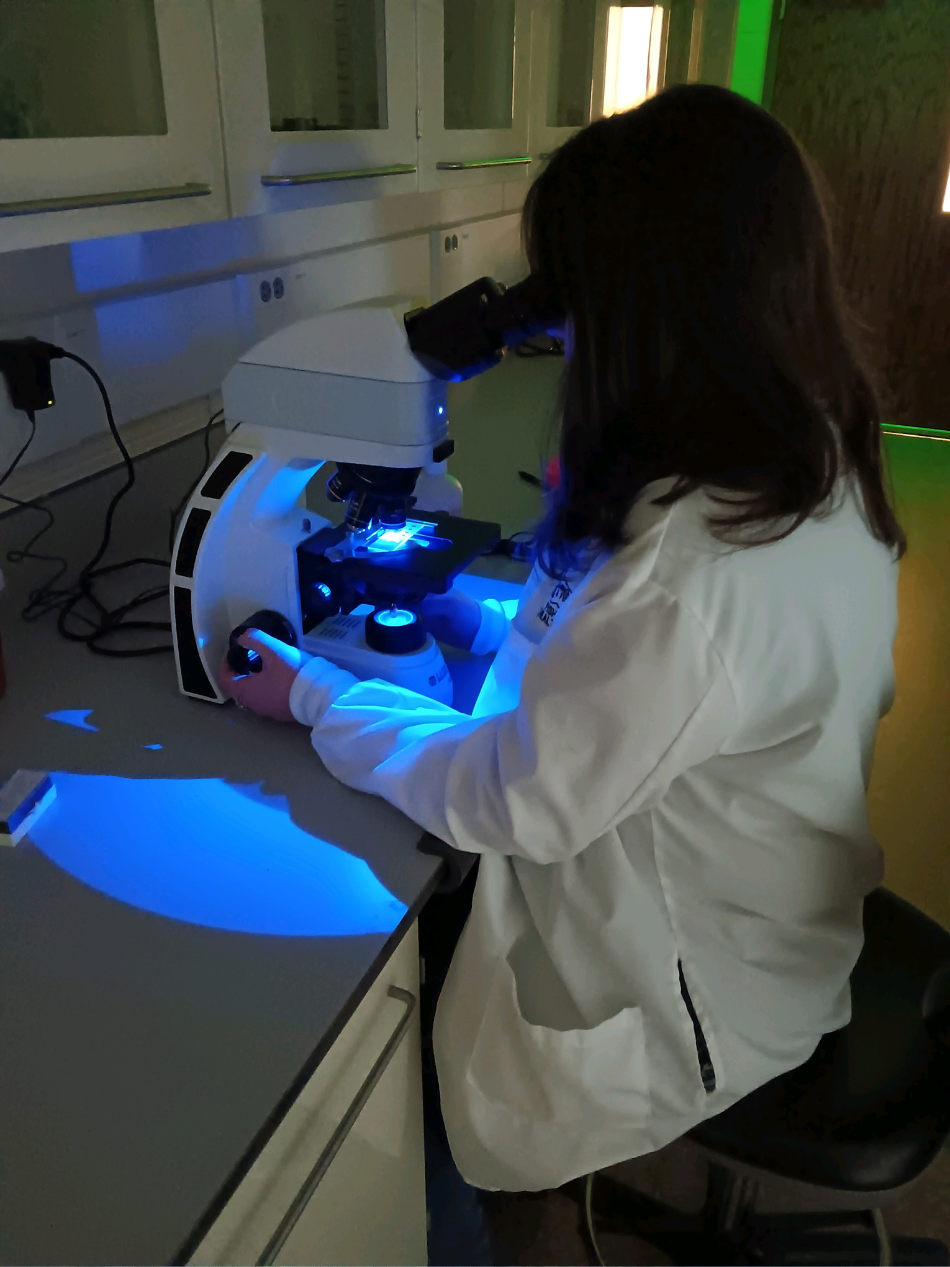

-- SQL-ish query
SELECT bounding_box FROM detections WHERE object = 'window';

[602,4,665,116]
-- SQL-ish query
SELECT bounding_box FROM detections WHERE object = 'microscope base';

[303,614,453,705]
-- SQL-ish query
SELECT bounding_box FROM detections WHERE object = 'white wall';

[0,183,527,501]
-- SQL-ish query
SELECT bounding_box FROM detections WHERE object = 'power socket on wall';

[429,215,526,302]
[235,235,433,344]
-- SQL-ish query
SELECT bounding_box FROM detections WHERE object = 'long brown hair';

[524,84,906,572]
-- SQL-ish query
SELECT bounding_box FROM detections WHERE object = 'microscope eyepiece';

[404,274,563,383]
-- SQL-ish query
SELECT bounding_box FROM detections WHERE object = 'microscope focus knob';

[364,607,426,656]
[227,609,298,675]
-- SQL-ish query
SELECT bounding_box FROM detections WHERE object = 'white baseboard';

[0,392,224,507]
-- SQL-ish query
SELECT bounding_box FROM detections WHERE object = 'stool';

[583,889,950,1265]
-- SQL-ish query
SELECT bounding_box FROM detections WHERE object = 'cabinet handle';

[256,985,417,1267]
[436,155,532,170]
[261,164,416,186]
[0,182,212,218]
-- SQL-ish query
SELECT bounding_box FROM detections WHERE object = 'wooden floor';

[479,1136,950,1265]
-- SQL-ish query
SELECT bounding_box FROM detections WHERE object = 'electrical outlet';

[429,215,525,302]
[236,237,432,342]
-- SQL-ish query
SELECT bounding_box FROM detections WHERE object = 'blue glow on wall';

[46,710,99,732]
[29,773,407,937]
[71,236,146,293]
[70,221,239,294]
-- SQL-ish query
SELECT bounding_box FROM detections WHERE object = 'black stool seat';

[690,888,950,1192]
[582,890,950,1265]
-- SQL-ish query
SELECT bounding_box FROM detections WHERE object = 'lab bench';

[0,434,527,1266]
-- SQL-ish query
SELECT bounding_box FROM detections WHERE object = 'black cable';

[514,336,564,359]
[0,412,37,488]
[0,408,72,617]
[29,351,171,655]
[490,531,535,562]
[0,494,69,598]
[0,347,220,656]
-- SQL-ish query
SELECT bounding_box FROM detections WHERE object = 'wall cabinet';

[528,0,610,161]
[212,0,420,218]
[416,0,534,193]
[189,923,427,1267]
[0,0,228,254]
[0,0,612,254]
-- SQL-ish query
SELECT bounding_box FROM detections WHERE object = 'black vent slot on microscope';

[200,451,254,500]
[173,587,217,699]
[174,509,212,579]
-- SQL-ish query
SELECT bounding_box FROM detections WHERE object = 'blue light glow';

[366,518,443,554]
[375,609,416,628]
[370,526,416,552]
[143,744,162,751]
[70,235,146,293]
[28,773,408,937]
[315,582,332,600]
[438,407,444,415]
[46,710,98,732]
[450,575,525,606]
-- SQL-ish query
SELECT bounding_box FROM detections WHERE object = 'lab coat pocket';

[465,954,652,1129]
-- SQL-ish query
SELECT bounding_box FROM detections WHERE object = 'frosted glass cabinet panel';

[0,0,228,254]
[213,0,419,217]
[529,0,611,160]
[686,0,739,87]
[0,0,167,140]
[262,0,388,133]
[443,0,516,130]
[417,0,532,192]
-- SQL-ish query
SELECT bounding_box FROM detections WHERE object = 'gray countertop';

[0,431,528,1267]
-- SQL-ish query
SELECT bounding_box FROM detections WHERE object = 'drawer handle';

[261,164,416,187]
[436,155,532,170]
[0,182,212,218]
[256,985,417,1266]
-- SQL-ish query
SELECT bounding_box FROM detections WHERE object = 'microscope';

[169,275,561,707]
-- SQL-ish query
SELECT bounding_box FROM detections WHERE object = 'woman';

[219,84,903,1198]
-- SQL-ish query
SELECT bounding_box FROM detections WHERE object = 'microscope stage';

[297,512,500,629]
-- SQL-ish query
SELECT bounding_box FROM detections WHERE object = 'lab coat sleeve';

[290,578,740,864]
[470,598,511,655]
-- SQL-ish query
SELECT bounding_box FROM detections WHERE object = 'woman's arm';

[288,579,739,864]
[417,588,511,653]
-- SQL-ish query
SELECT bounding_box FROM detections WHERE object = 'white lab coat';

[289,475,898,1191]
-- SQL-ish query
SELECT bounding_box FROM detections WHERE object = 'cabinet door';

[528,0,611,161]
[189,923,427,1267]
[680,0,740,88]
[213,0,419,218]
[0,0,228,253]
[417,0,533,192]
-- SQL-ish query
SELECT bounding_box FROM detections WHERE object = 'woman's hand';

[217,629,306,723]
[418,588,482,651]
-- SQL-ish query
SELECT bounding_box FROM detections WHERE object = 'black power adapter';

[0,337,189,656]
[0,337,62,421]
